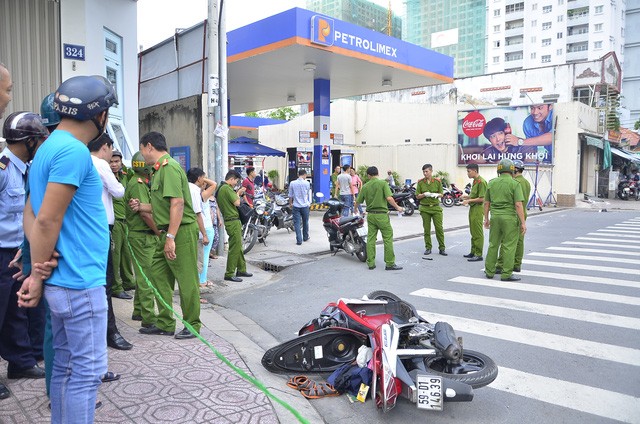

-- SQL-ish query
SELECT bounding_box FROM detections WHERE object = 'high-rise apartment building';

[305,0,402,39]
[487,0,626,74]
[621,0,639,126]
[404,0,486,78]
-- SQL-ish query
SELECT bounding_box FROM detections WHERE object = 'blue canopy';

[228,137,286,157]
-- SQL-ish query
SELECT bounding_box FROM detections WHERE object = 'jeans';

[199,226,216,284]
[292,206,310,244]
[340,194,353,216]
[45,285,108,424]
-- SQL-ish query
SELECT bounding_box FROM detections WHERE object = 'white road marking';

[547,246,640,256]
[522,259,639,275]
[448,276,640,306]
[529,252,640,265]
[575,237,640,244]
[415,311,640,367]
[613,224,640,227]
[601,228,640,233]
[562,241,640,250]
[591,231,640,238]
[410,288,640,330]
[491,367,640,424]
[516,269,640,289]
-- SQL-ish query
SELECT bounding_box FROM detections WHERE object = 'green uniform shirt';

[485,174,524,216]
[469,176,487,206]
[357,178,392,211]
[113,169,129,220]
[149,154,196,227]
[515,175,532,218]
[125,174,151,232]
[217,183,240,220]
[416,178,443,207]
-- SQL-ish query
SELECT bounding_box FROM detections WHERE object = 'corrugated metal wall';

[0,0,60,120]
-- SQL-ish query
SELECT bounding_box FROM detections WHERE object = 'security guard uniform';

[356,178,396,268]
[514,174,531,269]
[416,177,445,252]
[484,170,524,279]
[125,171,158,328]
[217,183,248,278]
[0,149,40,376]
[149,154,201,333]
[112,167,135,293]
[468,175,487,257]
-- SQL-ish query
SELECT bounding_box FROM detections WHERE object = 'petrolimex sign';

[310,15,398,59]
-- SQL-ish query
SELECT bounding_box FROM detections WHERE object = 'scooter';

[442,183,464,207]
[262,291,497,413]
[316,193,367,262]
[617,179,631,200]
[271,193,294,231]
[388,191,416,216]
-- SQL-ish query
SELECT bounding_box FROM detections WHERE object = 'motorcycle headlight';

[256,205,266,214]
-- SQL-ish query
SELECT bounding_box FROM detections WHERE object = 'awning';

[611,147,640,163]
[585,135,603,149]
[228,137,286,157]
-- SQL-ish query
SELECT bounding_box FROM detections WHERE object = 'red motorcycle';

[442,183,464,207]
[262,291,498,413]
[317,193,367,262]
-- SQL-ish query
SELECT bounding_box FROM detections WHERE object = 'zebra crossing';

[411,215,640,423]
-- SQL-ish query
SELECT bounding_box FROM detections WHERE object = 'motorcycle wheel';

[423,349,498,389]
[367,290,402,302]
[242,225,258,254]
[402,202,415,216]
[353,235,367,262]
[442,195,454,208]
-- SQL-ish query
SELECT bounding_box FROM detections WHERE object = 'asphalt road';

[215,209,640,424]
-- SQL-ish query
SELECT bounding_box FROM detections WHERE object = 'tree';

[267,107,298,121]
[634,119,640,131]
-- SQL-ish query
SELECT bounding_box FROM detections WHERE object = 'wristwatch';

[517,138,524,146]
[166,233,175,239]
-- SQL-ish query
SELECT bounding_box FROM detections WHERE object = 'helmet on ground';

[513,160,525,172]
[53,75,118,121]
[40,93,61,128]
[497,158,515,174]
[2,112,49,143]
[131,151,152,176]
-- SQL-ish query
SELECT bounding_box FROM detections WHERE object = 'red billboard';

[457,105,555,166]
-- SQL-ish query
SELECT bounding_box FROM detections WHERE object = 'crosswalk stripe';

[491,367,640,423]
[562,241,640,250]
[547,246,640,256]
[613,223,640,227]
[522,258,639,275]
[529,252,640,265]
[415,311,640,367]
[410,288,640,330]
[517,269,640,289]
[591,231,640,238]
[599,228,640,234]
[448,276,640,306]
[576,236,640,244]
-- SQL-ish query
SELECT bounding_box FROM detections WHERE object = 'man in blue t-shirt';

[18,75,117,423]
[505,104,554,163]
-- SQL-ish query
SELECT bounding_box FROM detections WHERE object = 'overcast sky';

[137,0,402,50]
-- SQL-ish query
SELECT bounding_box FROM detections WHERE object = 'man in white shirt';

[186,168,209,280]
[88,134,132,350]
[288,169,311,245]
[336,165,355,217]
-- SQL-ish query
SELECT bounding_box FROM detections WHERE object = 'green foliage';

[244,107,299,121]
[435,170,450,187]
[356,165,369,182]
[390,170,402,186]
[634,119,640,131]
[244,111,260,118]
[356,165,401,186]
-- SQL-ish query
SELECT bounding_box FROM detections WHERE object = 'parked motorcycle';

[271,193,294,231]
[629,180,640,201]
[617,179,632,200]
[316,193,367,262]
[388,190,416,216]
[442,183,464,207]
[262,291,498,413]
[241,198,270,254]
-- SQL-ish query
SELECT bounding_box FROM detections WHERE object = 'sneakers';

[439,250,448,256]
[385,264,403,271]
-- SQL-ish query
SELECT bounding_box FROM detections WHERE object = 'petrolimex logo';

[311,15,334,47]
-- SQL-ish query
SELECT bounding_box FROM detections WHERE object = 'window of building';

[542,22,552,30]
[494,40,501,48]
[558,15,564,22]
[573,87,591,105]
[493,56,500,63]
[532,20,537,27]
[557,32,563,39]
[494,9,501,16]
[557,48,563,55]
[595,5,603,14]
[531,36,537,43]
[594,41,603,49]
[506,3,525,13]
[542,38,552,46]
[594,23,603,32]
[543,5,552,13]
[531,52,537,59]
[558,0,564,4]
[542,55,551,63]
[494,24,501,32]
[532,3,538,10]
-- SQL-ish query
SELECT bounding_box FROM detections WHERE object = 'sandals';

[199,297,209,304]
[286,375,340,399]
[101,371,120,383]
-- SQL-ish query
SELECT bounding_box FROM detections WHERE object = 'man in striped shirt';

[288,169,311,245]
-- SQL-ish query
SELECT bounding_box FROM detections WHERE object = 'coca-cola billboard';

[457,106,555,166]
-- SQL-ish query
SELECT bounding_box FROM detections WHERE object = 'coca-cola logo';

[462,111,486,138]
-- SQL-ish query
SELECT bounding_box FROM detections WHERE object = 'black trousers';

[106,227,118,337]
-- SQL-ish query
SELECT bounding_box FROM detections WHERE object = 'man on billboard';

[505,104,553,162]
[482,118,529,163]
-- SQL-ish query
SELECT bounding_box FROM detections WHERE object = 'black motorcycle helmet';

[2,111,49,160]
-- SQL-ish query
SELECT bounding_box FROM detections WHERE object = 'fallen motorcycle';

[262,291,498,413]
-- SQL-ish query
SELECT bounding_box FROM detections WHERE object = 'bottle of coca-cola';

[504,123,512,135]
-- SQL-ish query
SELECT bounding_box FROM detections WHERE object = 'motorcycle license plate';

[356,227,368,237]
[416,375,443,411]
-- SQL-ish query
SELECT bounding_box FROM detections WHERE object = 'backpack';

[327,363,373,396]
[215,182,252,225]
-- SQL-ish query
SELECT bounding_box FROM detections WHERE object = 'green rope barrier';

[127,239,309,424]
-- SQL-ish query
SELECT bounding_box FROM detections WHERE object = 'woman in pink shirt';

[350,168,363,215]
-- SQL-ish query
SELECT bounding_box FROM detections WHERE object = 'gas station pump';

[287,147,314,187]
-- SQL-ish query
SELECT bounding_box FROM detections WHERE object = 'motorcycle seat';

[339,216,360,225]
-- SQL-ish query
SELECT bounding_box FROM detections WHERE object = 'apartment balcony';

[504,43,524,54]
[566,49,589,62]
[567,0,589,11]
[567,13,589,26]
[504,58,523,69]
[505,10,524,22]
[566,31,589,44]
[505,26,524,37]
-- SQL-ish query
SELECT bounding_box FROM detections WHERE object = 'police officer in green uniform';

[415,164,446,255]
[355,166,404,270]
[125,152,160,329]
[483,159,526,282]
[129,132,201,339]
[217,170,253,282]
[110,150,135,297]
[461,164,487,261]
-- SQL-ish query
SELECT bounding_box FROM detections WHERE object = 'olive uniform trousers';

[485,215,519,279]
[420,206,445,251]
[469,204,484,257]
[224,220,247,278]
[111,220,135,293]
[128,231,159,327]
[366,213,395,268]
